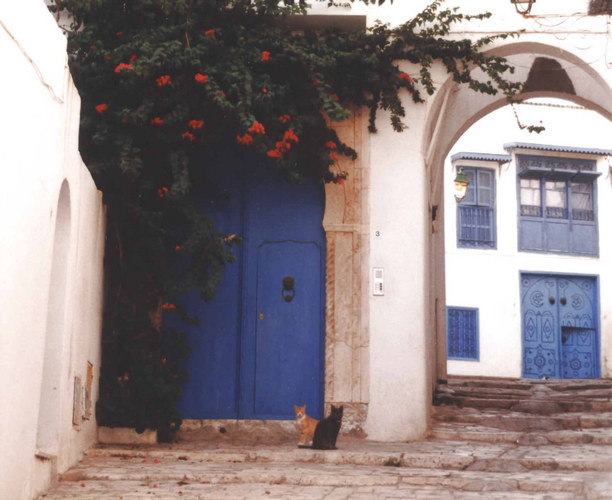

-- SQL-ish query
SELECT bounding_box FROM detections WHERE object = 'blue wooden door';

[178,155,325,420]
[520,274,599,379]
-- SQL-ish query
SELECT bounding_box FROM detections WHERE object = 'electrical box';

[373,267,384,296]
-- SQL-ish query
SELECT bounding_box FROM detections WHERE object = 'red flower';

[283,128,299,143]
[161,358,167,364]
[262,88,267,93]
[129,54,138,62]
[326,141,337,149]
[80,483,85,488]
[181,131,195,141]
[312,77,318,86]
[260,51,271,62]
[158,187,169,198]
[105,55,111,61]
[398,72,412,82]
[248,122,265,134]
[114,62,133,73]
[236,133,253,145]
[154,459,160,464]
[174,245,181,251]
[278,114,290,123]
[267,149,283,158]
[156,75,172,87]
[161,302,176,310]
[150,117,164,125]
[188,119,204,130]
[329,152,339,163]
[275,141,290,153]
[116,31,123,36]
[332,93,339,101]
[95,103,108,114]
[205,29,215,37]
[195,73,209,83]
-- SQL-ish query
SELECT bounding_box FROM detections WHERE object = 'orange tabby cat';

[293,404,319,447]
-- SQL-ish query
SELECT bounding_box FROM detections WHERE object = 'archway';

[36,180,71,456]
[423,42,612,385]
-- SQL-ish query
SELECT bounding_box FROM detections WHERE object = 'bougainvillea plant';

[48,0,524,439]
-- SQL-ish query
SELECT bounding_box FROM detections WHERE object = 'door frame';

[519,270,601,379]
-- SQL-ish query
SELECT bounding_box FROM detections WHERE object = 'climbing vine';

[49,0,523,439]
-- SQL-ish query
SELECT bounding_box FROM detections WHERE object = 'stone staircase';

[38,377,612,499]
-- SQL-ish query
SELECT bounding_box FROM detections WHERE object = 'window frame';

[446,306,479,361]
[456,166,497,249]
[517,154,599,256]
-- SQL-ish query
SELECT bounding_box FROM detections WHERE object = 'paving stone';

[39,376,612,500]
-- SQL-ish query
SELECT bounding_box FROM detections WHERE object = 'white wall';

[444,103,612,378]
[361,0,612,440]
[0,2,105,499]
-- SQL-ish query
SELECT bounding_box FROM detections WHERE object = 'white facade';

[445,140,612,379]
[0,2,105,499]
[2,5,612,498]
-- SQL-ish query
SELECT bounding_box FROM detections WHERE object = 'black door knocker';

[282,276,295,303]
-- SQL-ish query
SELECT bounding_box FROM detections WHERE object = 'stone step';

[55,455,612,497]
[434,394,612,414]
[439,376,612,392]
[39,479,585,499]
[430,421,612,445]
[433,406,612,432]
[435,377,612,415]
[85,437,612,473]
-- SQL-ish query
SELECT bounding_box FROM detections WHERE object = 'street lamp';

[453,168,470,204]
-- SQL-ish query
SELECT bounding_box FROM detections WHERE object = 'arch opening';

[36,180,71,455]
[424,42,612,384]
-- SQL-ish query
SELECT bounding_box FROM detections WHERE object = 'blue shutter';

[446,307,479,360]
[457,167,496,248]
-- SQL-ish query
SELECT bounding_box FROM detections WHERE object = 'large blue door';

[520,273,599,379]
[178,155,325,420]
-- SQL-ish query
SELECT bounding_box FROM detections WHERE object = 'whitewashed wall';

[359,0,612,440]
[0,2,105,499]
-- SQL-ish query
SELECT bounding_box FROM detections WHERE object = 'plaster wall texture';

[0,2,105,499]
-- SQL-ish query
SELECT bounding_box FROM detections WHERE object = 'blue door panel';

[239,165,325,419]
[521,273,599,379]
[250,242,323,418]
[178,157,325,420]
[561,327,596,378]
[177,161,244,419]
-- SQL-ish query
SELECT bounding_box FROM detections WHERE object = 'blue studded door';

[177,155,325,420]
[520,273,599,379]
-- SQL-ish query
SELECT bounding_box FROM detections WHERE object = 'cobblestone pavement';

[38,378,612,499]
[38,434,612,499]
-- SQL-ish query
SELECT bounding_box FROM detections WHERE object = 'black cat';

[311,404,343,450]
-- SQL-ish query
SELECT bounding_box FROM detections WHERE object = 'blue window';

[457,167,496,248]
[517,155,599,256]
[446,307,479,361]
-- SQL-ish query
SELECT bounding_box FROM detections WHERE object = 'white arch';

[422,41,612,380]
[36,179,71,456]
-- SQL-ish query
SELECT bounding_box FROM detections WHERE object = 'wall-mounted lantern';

[453,168,470,204]
[511,0,535,15]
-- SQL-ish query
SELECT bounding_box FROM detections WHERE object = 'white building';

[1,1,612,497]
[446,135,612,380]
[0,2,105,499]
